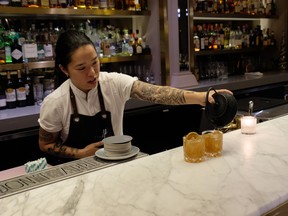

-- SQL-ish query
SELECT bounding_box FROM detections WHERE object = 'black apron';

[46,84,114,165]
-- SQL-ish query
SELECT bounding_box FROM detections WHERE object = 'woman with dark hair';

[38,30,232,165]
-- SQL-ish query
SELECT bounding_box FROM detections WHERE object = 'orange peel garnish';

[185,132,199,142]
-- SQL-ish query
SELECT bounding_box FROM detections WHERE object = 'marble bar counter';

[1,114,288,216]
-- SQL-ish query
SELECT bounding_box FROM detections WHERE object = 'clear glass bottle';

[22,24,38,62]
[16,69,27,107]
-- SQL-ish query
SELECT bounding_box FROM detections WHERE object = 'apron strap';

[70,87,80,122]
[97,84,107,120]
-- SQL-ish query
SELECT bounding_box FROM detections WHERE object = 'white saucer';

[95,146,140,160]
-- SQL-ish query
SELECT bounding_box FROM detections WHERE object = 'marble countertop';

[1,114,288,216]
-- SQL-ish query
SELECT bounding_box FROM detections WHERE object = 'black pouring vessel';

[205,87,238,128]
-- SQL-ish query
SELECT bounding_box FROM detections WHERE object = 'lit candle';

[241,116,257,135]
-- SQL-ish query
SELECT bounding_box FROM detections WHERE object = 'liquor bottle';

[16,69,27,107]
[23,63,35,106]
[99,0,107,9]
[67,0,75,7]
[126,0,135,11]
[37,23,46,61]
[0,0,10,6]
[40,0,49,8]
[242,0,248,14]
[196,25,204,51]
[5,71,17,109]
[11,0,22,7]
[107,0,115,9]
[135,29,143,54]
[0,74,6,110]
[219,23,225,50]
[58,0,67,7]
[27,0,39,7]
[102,36,111,57]
[4,34,13,64]
[193,26,200,52]
[43,29,54,61]
[76,0,86,8]
[21,0,29,7]
[11,37,23,63]
[91,0,99,9]
[139,0,147,11]
[22,25,38,62]
[85,0,92,8]
[224,25,230,49]
[270,0,276,16]
[270,30,276,47]
[0,20,6,64]
[50,0,60,8]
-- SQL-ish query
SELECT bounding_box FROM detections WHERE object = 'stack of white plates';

[103,135,133,157]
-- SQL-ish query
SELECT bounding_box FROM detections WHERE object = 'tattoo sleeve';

[131,81,187,105]
[39,127,79,159]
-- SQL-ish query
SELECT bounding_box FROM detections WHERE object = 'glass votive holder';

[240,116,257,135]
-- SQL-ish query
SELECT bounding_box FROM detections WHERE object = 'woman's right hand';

[80,141,104,158]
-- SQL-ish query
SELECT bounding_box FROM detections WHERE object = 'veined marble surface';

[1,115,288,216]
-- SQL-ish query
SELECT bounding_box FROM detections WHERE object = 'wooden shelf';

[194,48,268,56]
[194,12,278,20]
[0,54,152,71]
[0,7,150,19]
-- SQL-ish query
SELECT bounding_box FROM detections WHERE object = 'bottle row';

[193,51,276,80]
[193,0,276,16]
[0,19,150,65]
[0,64,50,110]
[193,23,276,51]
[0,0,148,11]
[0,60,155,110]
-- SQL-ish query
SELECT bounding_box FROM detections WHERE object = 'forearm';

[41,141,83,159]
[131,80,201,105]
[38,127,83,159]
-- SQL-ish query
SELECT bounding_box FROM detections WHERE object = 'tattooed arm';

[39,127,102,159]
[130,80,233,106]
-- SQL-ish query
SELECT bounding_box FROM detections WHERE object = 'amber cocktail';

[202,130,223,157]
[183,132,205,163]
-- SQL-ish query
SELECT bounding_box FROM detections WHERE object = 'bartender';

[38,30,232,165]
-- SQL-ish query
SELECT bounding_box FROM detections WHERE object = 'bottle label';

[103,41,110,56]
[44,44,53,57]
[16,87,27,101]
[136,45,142,54]
[23,43,38,59]
[0,0,10,5]
[25,83,31,96]
[5,46,12,63]
[12,48,23,60]
[5,88,16,102]
[0,98,6,107]
[99,0,107,8]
